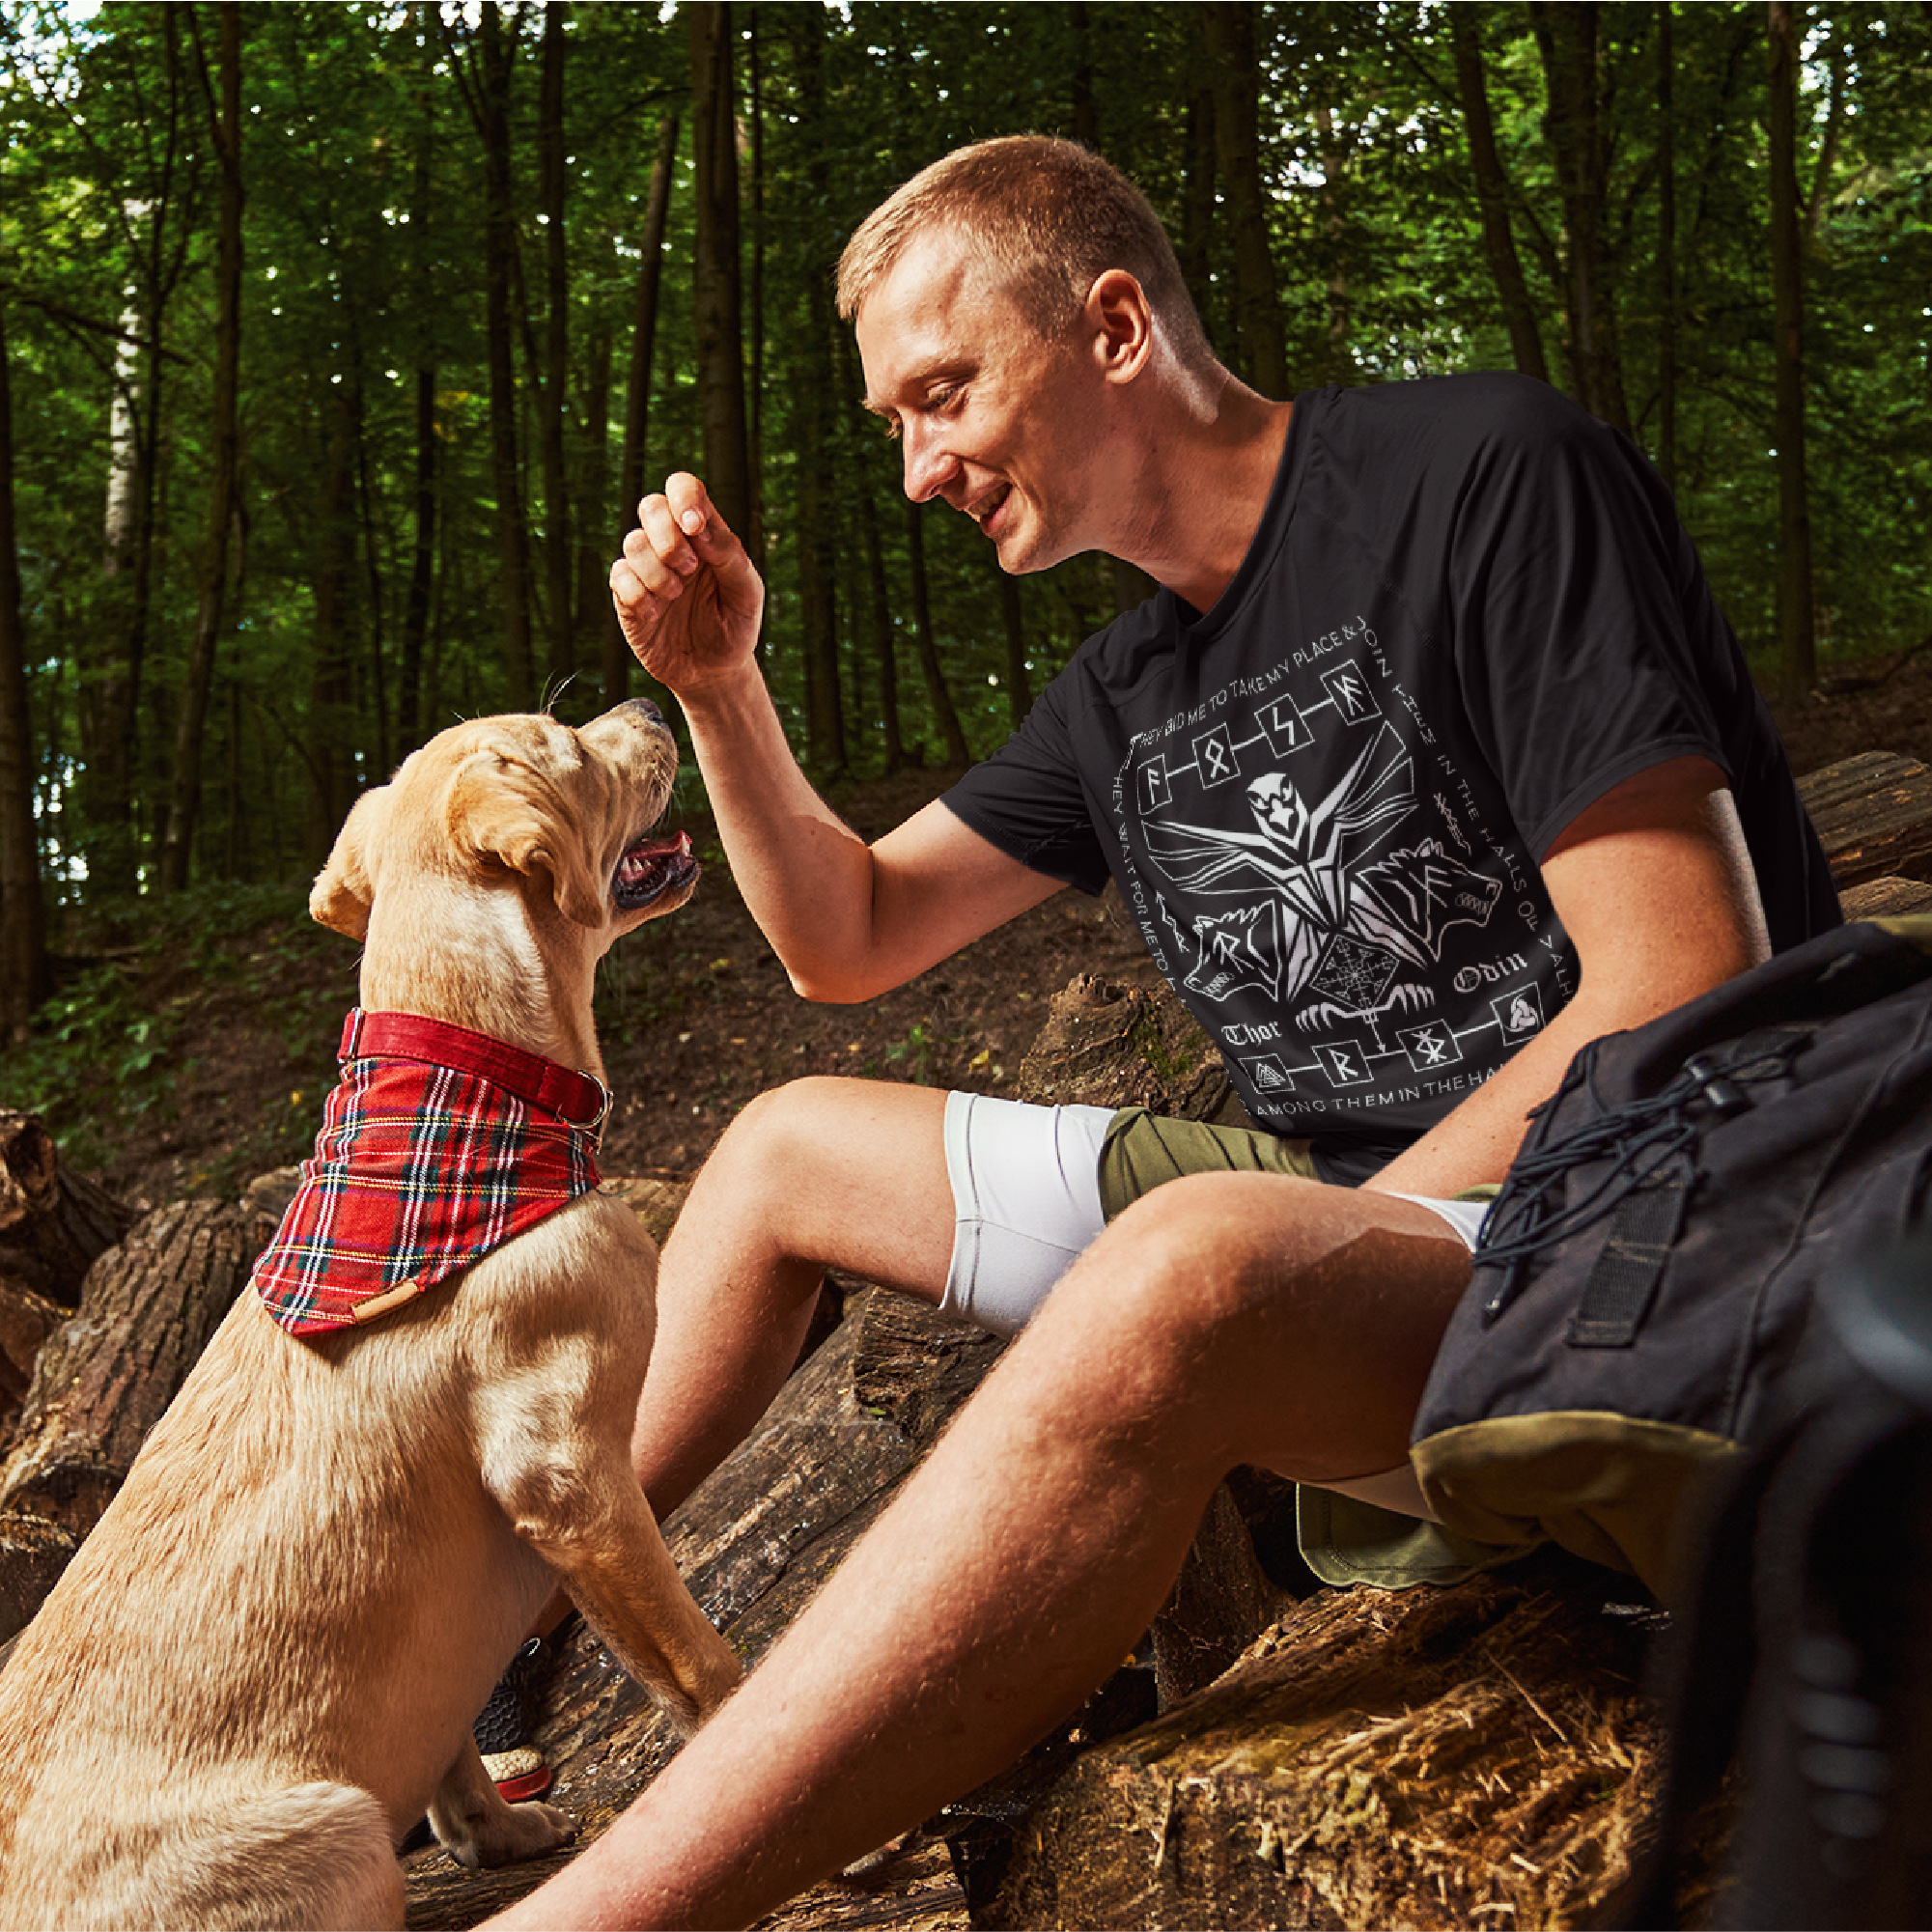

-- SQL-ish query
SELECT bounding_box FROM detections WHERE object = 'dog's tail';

[2,1779,402,1932]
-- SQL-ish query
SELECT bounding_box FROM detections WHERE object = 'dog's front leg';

[427,1734,577,1871]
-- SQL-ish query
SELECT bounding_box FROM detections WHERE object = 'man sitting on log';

[489,136,1838,1928]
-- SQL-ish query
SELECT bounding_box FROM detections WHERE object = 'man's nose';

[900,420,955,504]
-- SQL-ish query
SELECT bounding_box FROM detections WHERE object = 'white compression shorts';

[937,1089,1491,1338]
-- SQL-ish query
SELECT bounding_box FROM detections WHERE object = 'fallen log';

[983,1552,1702,1931]
[0,1197,250,1641]
[0,1112,139,1432]
[1797,750,1932,887]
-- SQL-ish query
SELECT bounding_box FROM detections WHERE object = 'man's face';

[854,231,1109,574]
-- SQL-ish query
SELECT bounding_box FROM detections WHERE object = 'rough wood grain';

[0,1113,139,1435]
[0,1197,249,1640]
[1798,750,1932,886]
[1839,873,1932,918]
[986,1554,1701,1932]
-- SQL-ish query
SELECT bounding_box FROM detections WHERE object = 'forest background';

[0,0,1929,1193]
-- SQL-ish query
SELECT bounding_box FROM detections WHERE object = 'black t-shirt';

[944,374,1840,1183]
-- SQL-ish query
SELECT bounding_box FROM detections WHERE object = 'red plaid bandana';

[254,1011,605,1336]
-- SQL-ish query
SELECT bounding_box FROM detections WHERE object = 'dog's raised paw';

[443,1799,578,1871]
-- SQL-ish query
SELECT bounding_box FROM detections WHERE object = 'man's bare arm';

[611,474,1063,1002]
[1366,753,1772,1199]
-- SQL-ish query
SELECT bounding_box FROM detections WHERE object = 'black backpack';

[1409,914,1932,1600]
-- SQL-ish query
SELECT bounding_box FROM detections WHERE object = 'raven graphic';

[1142,723,1419,1008]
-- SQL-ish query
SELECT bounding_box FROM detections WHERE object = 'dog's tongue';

[617,829,697,906]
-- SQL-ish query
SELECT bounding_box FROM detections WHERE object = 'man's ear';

[311,786,389,940]
[447,757,608,928]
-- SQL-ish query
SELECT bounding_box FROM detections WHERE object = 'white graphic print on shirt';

[1106,618,1576,1140]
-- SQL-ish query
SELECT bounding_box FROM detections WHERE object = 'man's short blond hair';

[835,135,1214,368]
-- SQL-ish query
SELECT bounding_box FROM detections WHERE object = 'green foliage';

[1,880,334,1173]
[3,0,1930,998]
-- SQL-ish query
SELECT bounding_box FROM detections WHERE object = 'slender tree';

[0,302,50,1041]
[603,110,681,709]
[1767,0,1816,691]
[159,0,243,895]
[1449,5,1551,384]
[688,1,752,540]
[537,0,573,693]
[905,501,970,768]
[1201,3,1287,396]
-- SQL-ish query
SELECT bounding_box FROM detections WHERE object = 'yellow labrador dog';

[0,698,741,1929]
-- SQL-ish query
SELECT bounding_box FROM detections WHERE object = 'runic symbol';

[1139,761,1171,813]
[1315,1039,1372,1086]
[1321,659,1382,724]
[1404,1023,1452,1067]
[1259,698,1311,757]
[1194,724,1239,787]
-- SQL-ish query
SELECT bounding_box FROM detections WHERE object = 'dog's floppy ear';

[311,785,389,940]
[447,752,608,928]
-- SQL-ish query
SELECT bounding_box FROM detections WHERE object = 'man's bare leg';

[489,1171,1472,1931]
[631,1077,956,1518]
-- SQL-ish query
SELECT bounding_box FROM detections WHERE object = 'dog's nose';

[623,696,664,724]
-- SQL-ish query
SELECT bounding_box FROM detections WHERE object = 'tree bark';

[0,1114,138,1434]
[0,305,48,1045]
[159,0,244,896]
[603,111,681,710]
[538,0,574,696]
[475,1,536,710]
[305,381,358,866]
[87,12,190,894]
[1656,0,1679,492]
[1528,0,1633,434]
[1200,3,1288,398]
[0,1198,250,1642]
[1449,4,1552,385]
[789,5,843,775]
[687,2,753,541]
[1768,0,1816,693]
[905,501,970,769]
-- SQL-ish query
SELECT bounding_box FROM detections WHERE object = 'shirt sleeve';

[941,667,1112,896]
[1442,381,1732,860]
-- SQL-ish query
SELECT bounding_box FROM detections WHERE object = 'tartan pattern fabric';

[254,1048,602,1336]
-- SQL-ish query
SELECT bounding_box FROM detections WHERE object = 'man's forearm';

[678,662,881,999]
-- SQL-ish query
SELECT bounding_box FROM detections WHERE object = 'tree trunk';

[603,111,680,710]
[1449,4,1552,385]
[305,381,358,866]
[87,13,188,895]
[1656,0,1678,492]
[0,305,48,1046]
[538,0,574,696]
[1067,0,1099,149]
[687,2,753,542]
[905,501,970,769]
[477,1,536,711]
[789,5,843,775]
[159,0,244,896]
[1528,1,1633,434]
[1178,75,1218,349]
[1768,0,1816,694]
[1200,3,1287,398]
[0,1198,250,1642]
[995,562,1032,730]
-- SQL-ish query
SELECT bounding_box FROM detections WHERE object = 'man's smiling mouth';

[967,484,1012,527]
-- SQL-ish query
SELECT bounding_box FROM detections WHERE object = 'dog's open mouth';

[614,829,699,910]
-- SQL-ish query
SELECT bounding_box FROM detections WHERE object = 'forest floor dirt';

[27,646,1932,1214]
